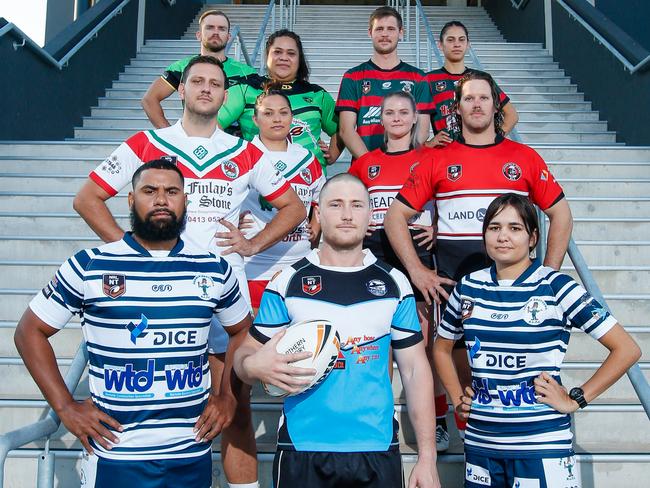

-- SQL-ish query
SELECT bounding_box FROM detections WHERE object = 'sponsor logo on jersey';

[281,84,293,90]
[476,208,487,222]
[512,478,540,488]
[497,381,536,407]
[101,155,122,175]
[164,357,204,395]
[366,279,387,296]
[409,162,419,173]
[193,145,208,160]
[523,298,548,325]
[561,456,577,481]
[221,160,240,179]
[472,377,491,405]
[289,126,304,137]
[41,277,57,299]
[435,81,447,92]
[447,164,462,181]
[151,284,172,292]
[153,330,198,346]
[300,167,312,185]
[467,337,481,363]
[382,81,392,90]
[368,165,381,179]
[362,80,371,94]
[448,209,486,222]
[400,80,414,93]
[334,349,346,369]
[440,104,451,116]
[193,274,214,300]
[104,359,155,395]
[302,275,322,295]
[466,463,491,486]
[303,96,313,103]
[103,274,126,299]
[275,160,287,171]
[540,169,549,181]
[591,305,608,319]
[502,162,522,181]
[362,106,382,121]
[461,298,474,321]
[126,314,149,344]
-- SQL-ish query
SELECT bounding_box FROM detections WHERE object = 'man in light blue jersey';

[234,174,441,488]
[15,160,252,488]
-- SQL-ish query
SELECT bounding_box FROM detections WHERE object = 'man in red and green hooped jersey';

[335,6,433,160]
[141,9,256,130]
[426,20,519,148]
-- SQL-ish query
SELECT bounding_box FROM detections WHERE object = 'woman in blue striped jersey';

[433,193,641,488]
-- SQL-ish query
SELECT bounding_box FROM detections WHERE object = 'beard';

[203,38,227,53]
[131,207,187,242]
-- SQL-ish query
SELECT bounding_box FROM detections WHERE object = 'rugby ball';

[262,319,340,398]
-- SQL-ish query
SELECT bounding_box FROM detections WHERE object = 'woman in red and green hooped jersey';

[218,29,342,173]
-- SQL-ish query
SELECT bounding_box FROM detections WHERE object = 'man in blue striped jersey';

[14,160,252,488]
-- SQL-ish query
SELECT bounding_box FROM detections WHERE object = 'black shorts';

[364,229,433,303]
[273,450,404,488]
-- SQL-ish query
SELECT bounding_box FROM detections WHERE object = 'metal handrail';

[0,343,89,487]
[225,25,253,66]
[0,0,132,70]
[510,0,531,9]
[413,0,443,71]
[251,0,276,72]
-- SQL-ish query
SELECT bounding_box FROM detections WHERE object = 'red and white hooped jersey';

[90,121,290,271]
[397,137,564,242]
[349,147,434,231]
[241,136,325,280]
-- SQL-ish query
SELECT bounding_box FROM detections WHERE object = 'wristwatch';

[569,387,588,409]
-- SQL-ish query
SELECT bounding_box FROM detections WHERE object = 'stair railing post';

[36,439,55,488]
[415,6,420,68]
[136,0,145,53]
[406,0,411,42]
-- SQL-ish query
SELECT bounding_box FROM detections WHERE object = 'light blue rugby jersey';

[29,232,250,461]
[252,249,422,452]
[439,259,617,459]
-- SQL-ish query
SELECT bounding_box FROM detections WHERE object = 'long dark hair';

[452,70,504,136]
[265,29,309,82]
[482,193,539,252]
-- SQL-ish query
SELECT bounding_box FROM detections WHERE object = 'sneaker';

[435,424,450,452]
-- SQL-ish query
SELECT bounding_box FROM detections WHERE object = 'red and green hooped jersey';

[335,60,434,152]
[427,67,510,140]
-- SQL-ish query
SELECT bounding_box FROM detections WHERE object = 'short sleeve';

[549,273,617,340]
[525,148,564,210]
[29,250,92,329]
[161,57,191,91]
[251,274,291,344]
[395,150,437,212]
[347,157,363,179]
[389,270,422,349]
[320,90,339,136]
[213,261,251,327]
[335,71,360,113]
[494,81,510,106]
[249,153,291,202]
[437,282,465,340]
[89,134,147,196]
[311,159,325,205]
[414,73,434,114]
[218,83,248,129]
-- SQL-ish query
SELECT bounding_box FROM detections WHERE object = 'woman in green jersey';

[218,29,342,172]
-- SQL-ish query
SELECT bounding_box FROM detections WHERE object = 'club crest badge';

[447,164,462,181]
[300,167,312,185]
[502,162,522,181]
[400,80,414,93]
[523,298,548,325]
[193,275,214,301]
[302,276,322,295]
[366,279,387,297]
[103,274,126,299]
[362,80,371,94]
[221,160,240,179]
[368,165,381,179]
[435,81,447,92]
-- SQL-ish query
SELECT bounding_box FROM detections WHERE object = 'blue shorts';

[465,451,581,488]
[80,451,212,488]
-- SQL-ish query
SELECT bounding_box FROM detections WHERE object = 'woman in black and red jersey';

[348,91,451,451]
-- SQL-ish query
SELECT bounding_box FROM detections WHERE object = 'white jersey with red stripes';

[241,136,325,281]
[90,121,290,274]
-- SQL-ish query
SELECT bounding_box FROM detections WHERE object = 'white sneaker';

[435,424,450,452]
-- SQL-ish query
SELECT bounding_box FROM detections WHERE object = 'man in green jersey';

[141,9,256,129]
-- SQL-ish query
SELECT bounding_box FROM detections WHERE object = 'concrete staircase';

[0,3,648,487]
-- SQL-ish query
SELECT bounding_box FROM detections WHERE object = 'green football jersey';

[161,55,257,90]
[218,75,338,171]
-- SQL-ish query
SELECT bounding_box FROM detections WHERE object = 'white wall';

[0,0,48,46]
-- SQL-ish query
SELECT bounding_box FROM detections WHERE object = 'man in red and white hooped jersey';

[384,70,573,436]
[74,55,306,488]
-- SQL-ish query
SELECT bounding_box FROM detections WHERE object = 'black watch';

[569,387,588,409]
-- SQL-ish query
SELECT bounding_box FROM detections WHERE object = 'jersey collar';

[457,133,505,149]
[489,259,542,286]
[123,232,185,257]
[367,59,404,72]
[306,248,377,271]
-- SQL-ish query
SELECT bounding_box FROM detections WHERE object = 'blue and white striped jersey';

[438,260,617,459]
[29,233,250,461]
[252,249,422,452]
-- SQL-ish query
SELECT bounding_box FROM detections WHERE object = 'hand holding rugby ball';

[263,319,340,397]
